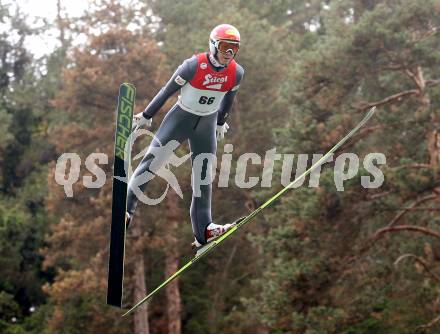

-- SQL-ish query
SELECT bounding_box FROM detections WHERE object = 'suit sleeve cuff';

[142,111,152,119]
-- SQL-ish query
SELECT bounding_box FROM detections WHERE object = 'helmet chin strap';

[209,52,225,68]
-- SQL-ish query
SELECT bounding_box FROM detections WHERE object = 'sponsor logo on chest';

[202,73,228,90]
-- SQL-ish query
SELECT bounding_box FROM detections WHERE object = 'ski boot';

[191,221,237,256]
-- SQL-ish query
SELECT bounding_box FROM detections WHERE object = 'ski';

[107,83,136,307]
[122,106,376,316]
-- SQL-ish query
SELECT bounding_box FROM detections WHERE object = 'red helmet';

[209,24,240,57]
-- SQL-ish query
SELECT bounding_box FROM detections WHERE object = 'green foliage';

[244,0,440,333]
[0,291,21,321]
[0,107,13,154]
[0,1,57,330]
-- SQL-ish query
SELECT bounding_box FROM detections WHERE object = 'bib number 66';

[199,96,215,105]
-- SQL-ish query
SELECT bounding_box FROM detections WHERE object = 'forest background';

[1,0,440,333]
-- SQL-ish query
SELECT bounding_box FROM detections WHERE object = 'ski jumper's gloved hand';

[133,112,152,131]
[216,122,229,141]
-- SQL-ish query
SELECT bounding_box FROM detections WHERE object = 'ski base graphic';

[107,83,136,308]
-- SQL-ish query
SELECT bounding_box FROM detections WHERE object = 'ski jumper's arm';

[216,64,244,126]
[142,56,198,119]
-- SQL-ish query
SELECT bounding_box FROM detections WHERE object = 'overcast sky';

[14,0,89,57]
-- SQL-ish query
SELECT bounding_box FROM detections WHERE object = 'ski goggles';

[216,40,240,55]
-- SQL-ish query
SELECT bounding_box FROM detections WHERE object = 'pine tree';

[244,1,440,332]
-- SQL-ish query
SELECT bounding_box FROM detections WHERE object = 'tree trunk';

[415,67,440,179]
[428,129,440,178]
[165,191,182,334]
[56,0,68,54]
[132,221,150,334]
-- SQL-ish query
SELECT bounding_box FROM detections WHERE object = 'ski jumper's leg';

[127,105,191,215]
[188,112,217,244]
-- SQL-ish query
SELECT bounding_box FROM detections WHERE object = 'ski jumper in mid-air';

[126,24,244,248]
